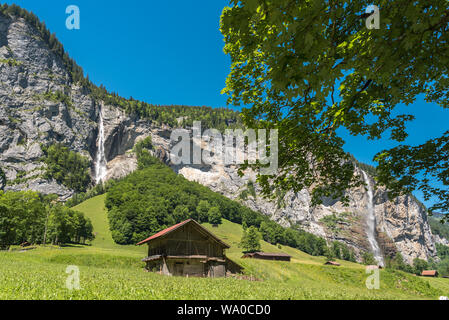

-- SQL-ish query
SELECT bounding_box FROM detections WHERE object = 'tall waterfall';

[362,171,384,266]
[94,106,107,184]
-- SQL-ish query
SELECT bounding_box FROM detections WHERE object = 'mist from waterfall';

[94,106,107,184]
[362,171,385,267]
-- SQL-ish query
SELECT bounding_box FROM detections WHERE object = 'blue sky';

[3,1,448,207]
[4,0,232,107]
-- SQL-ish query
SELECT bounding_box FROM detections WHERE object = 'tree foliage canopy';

[221,0,449,216]
[0,191,93,248]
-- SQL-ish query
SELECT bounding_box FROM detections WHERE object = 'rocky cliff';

[0,11,100,199]
[0,9,443,264]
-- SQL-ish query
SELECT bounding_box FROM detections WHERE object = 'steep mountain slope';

[0,5,444,265]
[0,7,100,199]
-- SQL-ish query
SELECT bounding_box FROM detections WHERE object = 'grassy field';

[0,195,448,300]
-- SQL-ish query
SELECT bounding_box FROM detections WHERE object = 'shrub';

[362,251,377,265]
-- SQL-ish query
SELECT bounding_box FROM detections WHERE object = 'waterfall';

[94,106,107,184]
[362,171,385,266]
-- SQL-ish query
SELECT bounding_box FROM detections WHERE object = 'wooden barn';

[137,219,242,278]
[241,252,291,262]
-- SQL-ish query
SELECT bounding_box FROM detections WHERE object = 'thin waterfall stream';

[362,171,385,266]
[94,105,107,184]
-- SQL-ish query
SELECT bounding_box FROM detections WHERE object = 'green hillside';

[0,194,448,300]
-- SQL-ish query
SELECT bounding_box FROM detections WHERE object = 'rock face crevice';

[0,11,443,264]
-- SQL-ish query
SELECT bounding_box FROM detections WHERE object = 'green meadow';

[0,195,448,300]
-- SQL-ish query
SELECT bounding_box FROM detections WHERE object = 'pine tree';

[240,226,261,253]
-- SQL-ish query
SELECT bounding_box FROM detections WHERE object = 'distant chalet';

[324,261,341,266]
[137,219,242,278]
[421,270,438,277]
[242,252,291,262]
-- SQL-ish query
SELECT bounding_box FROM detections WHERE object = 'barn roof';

[325,261,341,266]
[254,252,291,257]
[242,252,292,259]
[421,270,438,276]
[136,219,230,248]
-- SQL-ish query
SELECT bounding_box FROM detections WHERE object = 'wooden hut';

[421,270,438,277]
[137,219,242,278]
[241,252,291,262]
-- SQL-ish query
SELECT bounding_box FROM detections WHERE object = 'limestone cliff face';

[0,11,443,264]
[374,189,437,263]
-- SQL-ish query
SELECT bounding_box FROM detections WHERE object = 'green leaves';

[240,225,261,253]
[0,191,92,247]
[245,0,260,12]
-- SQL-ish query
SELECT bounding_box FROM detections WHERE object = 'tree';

[0,200,17,249]
[47,205,74,245]
[208,207,222,226]
[0,191,85,248]
[437,258,449,278]
[386,252,414,273]
[134,137,158,169]
[325,246,336,262]
[331,241,342,259]
[341,243,351,261]
[45,204,94,246]
[362,251,376,265]
[413,258,429,276]
[240,226,261,253]
[173,205,190,223]
[221,1,449,216]
[0,191,47,248]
